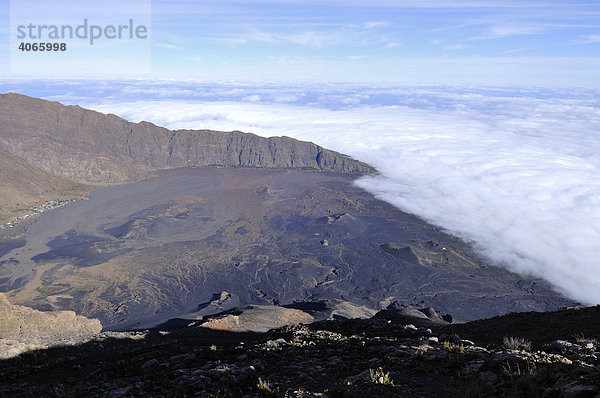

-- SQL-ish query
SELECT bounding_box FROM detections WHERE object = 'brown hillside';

[0,149,90,220]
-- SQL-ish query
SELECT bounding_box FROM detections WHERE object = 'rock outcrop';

[0,293,102,359]
[199,305,315,333]
[0,93,374,184]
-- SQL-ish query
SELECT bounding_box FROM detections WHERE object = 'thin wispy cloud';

[470,25,546,40]
[574,34,600,44]
[500,47,536,55]
[287,30,340,48]
[184,55,205,63]
[363,21,390,29]
[207,24,389,49]
[213,37,249,46]
[157,43,184,50]
[443,44,465,51]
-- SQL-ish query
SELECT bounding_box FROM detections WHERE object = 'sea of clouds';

[3,80,599,304]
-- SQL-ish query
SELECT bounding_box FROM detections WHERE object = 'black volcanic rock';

[373,306,447,328]
[1,305,599,397]
[0,93,374,183]
[442,304,600,348]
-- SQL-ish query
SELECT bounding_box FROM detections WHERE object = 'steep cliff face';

[0,93,374,183]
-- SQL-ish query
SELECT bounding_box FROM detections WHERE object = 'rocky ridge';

[0,93,374,185]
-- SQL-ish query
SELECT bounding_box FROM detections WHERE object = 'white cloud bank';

[84,85,600,305]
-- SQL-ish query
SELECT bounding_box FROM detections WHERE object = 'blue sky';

[2,0,600,85]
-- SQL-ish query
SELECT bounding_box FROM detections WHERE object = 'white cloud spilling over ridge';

[80,85,600,305]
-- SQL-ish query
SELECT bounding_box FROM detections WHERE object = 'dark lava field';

[0,167,574,330]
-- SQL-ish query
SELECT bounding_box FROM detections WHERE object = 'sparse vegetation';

[501,360,540,397]
[36,285,70,296]
[68,285,96,293]
[501,360,537,378]
[257,377,277,396]
[573,332,586,343]
[412,349,425,358]
[443,340,465,354]
[503,336,532,351]
[367,367,394,386]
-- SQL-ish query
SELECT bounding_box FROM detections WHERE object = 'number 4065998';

[18,42,66,51]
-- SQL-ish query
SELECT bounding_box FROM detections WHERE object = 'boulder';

[200,305,314,333]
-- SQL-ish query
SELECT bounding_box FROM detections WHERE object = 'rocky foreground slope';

[0,304,598,397]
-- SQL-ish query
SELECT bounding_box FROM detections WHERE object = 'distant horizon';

[3,77,600,91]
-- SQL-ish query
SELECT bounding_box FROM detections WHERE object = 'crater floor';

[0,167,574,329]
